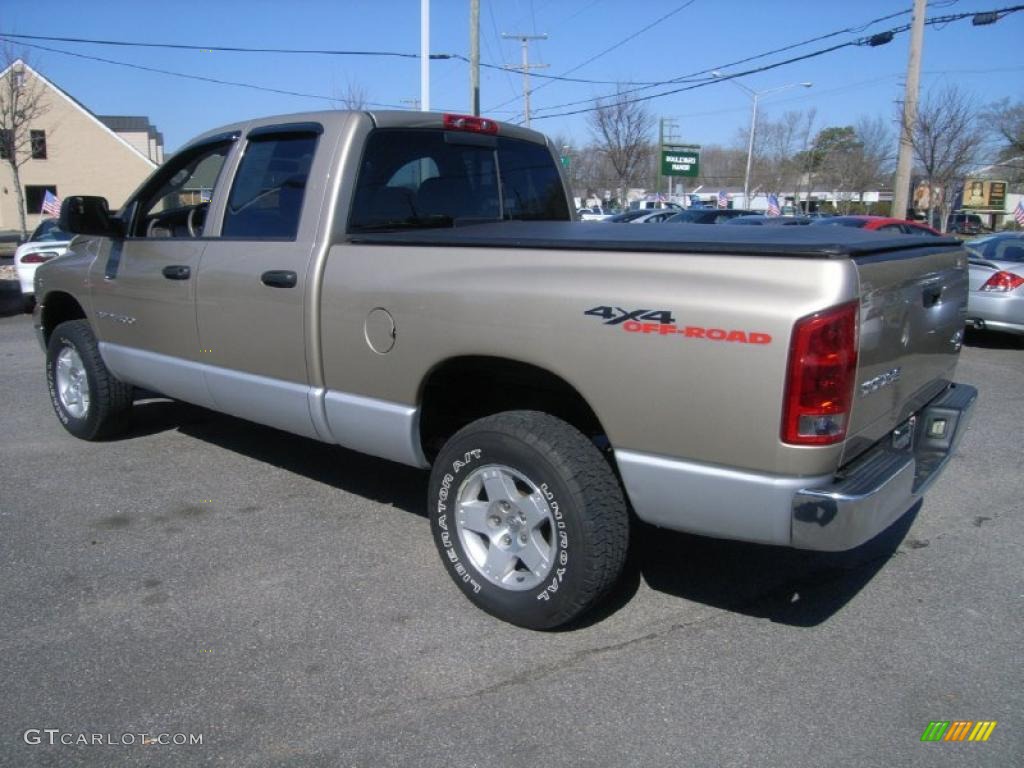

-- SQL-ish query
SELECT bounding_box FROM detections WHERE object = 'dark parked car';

[963,233,1024,336]
[947,213,983,235]
[664,209,755,224]
[604,209,659,223]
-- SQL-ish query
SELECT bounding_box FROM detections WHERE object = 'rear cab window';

[348,129,569,232]
[222,126,320,240]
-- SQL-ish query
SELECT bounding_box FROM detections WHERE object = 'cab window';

[131,140,233,238]
[348,129,569,232]
[221,133,318,240]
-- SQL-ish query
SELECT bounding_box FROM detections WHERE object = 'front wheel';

[46,319,133,440]
[428,411,629,629]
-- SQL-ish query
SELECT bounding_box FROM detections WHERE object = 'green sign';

[560,155,571,169]
[661,144,700,178]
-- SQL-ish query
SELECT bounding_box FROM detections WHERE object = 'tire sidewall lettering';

[47,336,78,427]
[431,441,572,605]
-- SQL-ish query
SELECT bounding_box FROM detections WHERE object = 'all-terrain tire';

[46,319,132,440]
[428,410,629,629]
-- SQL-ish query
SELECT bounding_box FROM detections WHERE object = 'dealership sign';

[661,144,701,178]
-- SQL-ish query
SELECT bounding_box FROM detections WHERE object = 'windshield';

[348,129,569,232]
[30,219,71,242]
[966,236,1024,262]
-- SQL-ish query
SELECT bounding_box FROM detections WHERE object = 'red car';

[811,215,942,237]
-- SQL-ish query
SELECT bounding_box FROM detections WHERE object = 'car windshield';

[30,219,71,242]
[966,236,1024,262]
[811,218,866,228]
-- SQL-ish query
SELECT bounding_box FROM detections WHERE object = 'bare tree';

[789,108,817,211]
[587,88,655,195]
[750,110,816,205]
[908,85,983,230]
[852,115,895,199]
[334,78,369,110]
[982,98,1024,181]
[1,51,50,239]
[692,145,745,191]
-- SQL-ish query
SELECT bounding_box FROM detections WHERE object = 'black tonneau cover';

[348,220,962,259]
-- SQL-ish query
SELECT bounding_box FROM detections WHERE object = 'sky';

[1,0,1021,155]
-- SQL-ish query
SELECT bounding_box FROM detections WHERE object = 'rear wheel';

[46,320,132,440]
[428,410,629,629]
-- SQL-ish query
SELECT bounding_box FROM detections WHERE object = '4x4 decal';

[584,305,772,345]
[584,306,675,325]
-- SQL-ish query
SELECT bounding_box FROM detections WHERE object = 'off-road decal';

[584,306,771,344]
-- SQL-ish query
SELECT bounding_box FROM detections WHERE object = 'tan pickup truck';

[35,110,976,629]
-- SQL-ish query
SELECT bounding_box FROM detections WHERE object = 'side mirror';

[59,196,123,238]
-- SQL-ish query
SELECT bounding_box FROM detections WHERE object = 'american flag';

[717,190,728,209]
[41,190,62,217]
[1014,200,1024,227]
[767,194,781,217]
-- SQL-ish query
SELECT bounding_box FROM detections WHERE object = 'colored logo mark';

[921,721,997,742]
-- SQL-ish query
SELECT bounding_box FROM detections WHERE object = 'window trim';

[30,130,47,160]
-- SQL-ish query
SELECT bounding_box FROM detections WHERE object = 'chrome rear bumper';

[791,383,977,551]
[616,382,977,552]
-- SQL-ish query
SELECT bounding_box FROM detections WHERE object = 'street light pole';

[712,73,812,207]
[743,93,759,209]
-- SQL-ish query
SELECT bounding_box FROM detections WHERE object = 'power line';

[486,0,698,115]
[0,32,452,60]
[529,4,1024,121]
[0,30,676,87]
[527,7,919,117]
[0,37,411,109]
[525,1,979,118]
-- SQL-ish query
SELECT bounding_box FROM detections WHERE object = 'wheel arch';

[417,355,609,461]
[40,291,88,346]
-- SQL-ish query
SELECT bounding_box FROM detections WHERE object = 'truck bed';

[349,220,962,259]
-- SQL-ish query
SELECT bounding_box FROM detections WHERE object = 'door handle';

[162,265,191,280]
[261,270,297,288]
[922,285,943,308]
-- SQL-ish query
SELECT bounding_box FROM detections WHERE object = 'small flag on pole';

[717,190,728,209]
[767,194,781,216]
[41,190,62,217]
[1014,200,1024,227]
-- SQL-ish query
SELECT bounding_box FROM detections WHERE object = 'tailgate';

[843,244,969,465]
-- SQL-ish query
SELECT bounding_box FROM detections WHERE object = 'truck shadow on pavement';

[628,505,920,628]
[963,328,1024,349]
[126,397,918,630]
[128,397,429,517]
[0,278,29,317]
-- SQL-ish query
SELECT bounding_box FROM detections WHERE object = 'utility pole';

[891,0,926,218]
[501,32,548,126]
[470,0,480,115]
[421,0,430,111]
[660,117,679,199]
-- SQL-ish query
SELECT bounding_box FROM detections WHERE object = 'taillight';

[782,301,859,445]
[443,113,499,134]
[980,271,1024,292]
[21,251,58,264]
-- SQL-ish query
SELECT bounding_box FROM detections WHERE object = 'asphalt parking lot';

[1,288,1021,767]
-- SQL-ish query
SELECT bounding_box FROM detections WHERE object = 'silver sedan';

[964,233,1024,336]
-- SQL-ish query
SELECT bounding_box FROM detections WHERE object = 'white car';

[14,219,71,311]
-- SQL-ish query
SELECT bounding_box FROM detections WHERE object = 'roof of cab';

[179,109,551,154]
